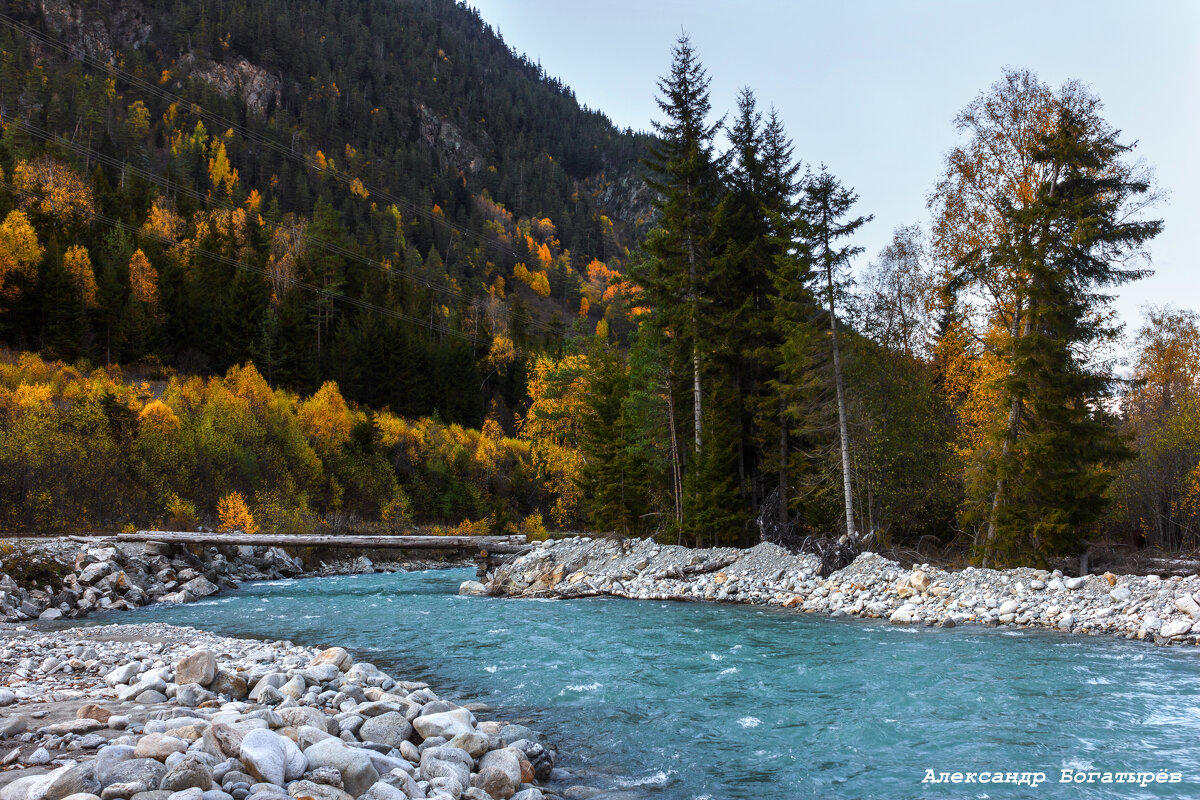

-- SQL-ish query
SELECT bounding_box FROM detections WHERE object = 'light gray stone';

[103,761,167,792]
[308,649,352,674]
[239,730,291,787]
[418,747,472,789]
[301,739,378,798]
[175,684,215,708]
[1161,619,1192,638]
[358,713,412,749]
[412,710,473,741]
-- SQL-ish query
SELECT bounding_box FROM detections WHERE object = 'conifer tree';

[636,33,723,543]
[639,33,722,462]
[799,169,872,537]
[973,105,1161,565]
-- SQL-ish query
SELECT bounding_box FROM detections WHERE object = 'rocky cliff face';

[37,0,153,63]
[177,54,281,118]
[35,0,279,118]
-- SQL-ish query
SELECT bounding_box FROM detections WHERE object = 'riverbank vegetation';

[0,1,1191,568]
[0,350,566,534]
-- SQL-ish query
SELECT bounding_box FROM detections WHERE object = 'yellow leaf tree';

[0,210,44,298]
[12,157,95,229]
[63,245,99,309]
[129,249,158,305]
[217,490,259,534]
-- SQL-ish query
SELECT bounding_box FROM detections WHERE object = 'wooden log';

[119,531,527,549]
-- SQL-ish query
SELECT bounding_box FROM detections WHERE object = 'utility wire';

[0,176,485,345]
[2,112,557,334]
[0,11,585,287]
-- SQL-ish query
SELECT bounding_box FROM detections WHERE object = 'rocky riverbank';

[0,539,468,624]
[0,623,554,800]
[479,537,1200,646]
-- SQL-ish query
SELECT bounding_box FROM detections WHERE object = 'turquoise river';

[87,567,1200,799]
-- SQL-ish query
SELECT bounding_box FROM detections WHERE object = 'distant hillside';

[0,0,654,426]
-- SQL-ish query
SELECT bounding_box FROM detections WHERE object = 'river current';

[88,568,1200,799]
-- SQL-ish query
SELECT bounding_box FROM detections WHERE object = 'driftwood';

[120,531,527,551]
[756,488,870,577]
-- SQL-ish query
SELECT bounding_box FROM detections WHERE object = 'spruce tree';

[975,106,1161,565]
[798,169,872,537]
[636,33,723,543]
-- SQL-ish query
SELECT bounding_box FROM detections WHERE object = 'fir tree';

[974,106,1161,565]
[798,169,872,537]
[635,33,724,543]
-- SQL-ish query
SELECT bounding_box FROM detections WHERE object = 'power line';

[0,11,586,290]
[0,176,485,346]
[2,112,557,334]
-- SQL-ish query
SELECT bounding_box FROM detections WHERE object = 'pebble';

[0,543,555,800]
[486,536,1200,647]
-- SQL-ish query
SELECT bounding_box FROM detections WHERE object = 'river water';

[89,568,1200,799]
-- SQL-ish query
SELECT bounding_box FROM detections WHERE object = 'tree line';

[0,0,652,432]
[530,37,1169,567]
[0,10,1193,568]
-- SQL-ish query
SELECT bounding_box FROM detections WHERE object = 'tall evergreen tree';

[635,33,724,543]
[973,105,1161,566]
[639,33,723,461]
[799,169,872,537]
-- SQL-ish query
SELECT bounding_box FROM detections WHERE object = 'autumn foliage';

[217,491,259,534]
[0,351,572,534]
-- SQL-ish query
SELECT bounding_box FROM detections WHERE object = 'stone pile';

[0,542,463,624]
[481,537,1200,646]
[0,624,553,800]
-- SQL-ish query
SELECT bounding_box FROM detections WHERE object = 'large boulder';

[181,577,219,598]
[303,664,341,684]
[278,708,333,735]
[476,748,523,800]
[103,761,167,791]
[133,735,188,761]
[308,648,352,673]
[344,663,385,685]
[357,713,412,749]
[239,729,304,787]
[248,674,287,703]
[198,724,244,761]
[445,731,490,758]
[104,664,141,688]
[210,671,248,700]
[302,740,378,798]
[43,763,100,800]
[175,652,217,688]
[418,747,472,788]
[176,684,215,708]
[159,758,213,793]
[94,746,137,785]
[279,676,307,700]
[1,774,54,800]
[412,709,473,741]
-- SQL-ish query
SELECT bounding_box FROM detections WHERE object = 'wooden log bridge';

[119,530,530,554]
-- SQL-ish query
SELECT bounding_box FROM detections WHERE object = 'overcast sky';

[468,0,1199,352]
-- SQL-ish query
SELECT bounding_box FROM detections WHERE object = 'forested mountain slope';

[0,0,652,426]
